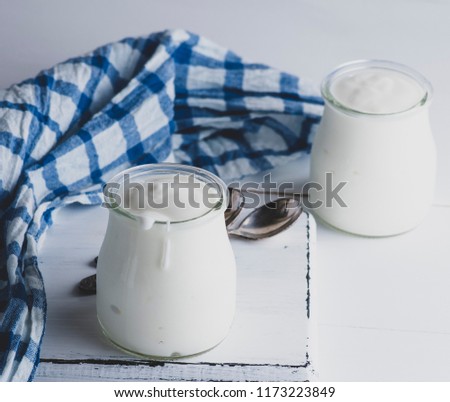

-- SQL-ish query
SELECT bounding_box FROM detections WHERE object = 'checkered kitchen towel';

[0,29,322,381]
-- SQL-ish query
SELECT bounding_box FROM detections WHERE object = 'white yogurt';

[310,60,436,236]
[330,68,425,114]
[97,165,236,357]
[122,174,217,229]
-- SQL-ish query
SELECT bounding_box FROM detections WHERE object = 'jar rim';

[321,59,433,117]
[105,163,228,225]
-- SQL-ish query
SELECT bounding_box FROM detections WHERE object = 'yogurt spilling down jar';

[310,60,436,237]
[97,164,236,358]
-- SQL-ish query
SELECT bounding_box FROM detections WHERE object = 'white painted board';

[35,205,317,381]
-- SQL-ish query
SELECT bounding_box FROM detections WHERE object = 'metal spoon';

[227,197,302,240]
[224,187,304,226]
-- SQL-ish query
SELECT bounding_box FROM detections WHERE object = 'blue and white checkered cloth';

[0,29,322,381]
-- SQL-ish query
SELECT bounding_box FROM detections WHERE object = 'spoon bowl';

[227,197,303,240]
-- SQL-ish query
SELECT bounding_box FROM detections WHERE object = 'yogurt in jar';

[330,68,425,114]
[310,60,436,236]
[97,164,236,357]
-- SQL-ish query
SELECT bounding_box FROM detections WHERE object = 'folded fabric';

[0,29,323,381]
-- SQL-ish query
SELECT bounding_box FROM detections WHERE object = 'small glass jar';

[97,163,236,358]
[310,60,436,236]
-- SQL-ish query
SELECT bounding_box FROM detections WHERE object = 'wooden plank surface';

[35,204,317,381]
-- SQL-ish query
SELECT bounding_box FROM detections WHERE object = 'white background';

[2,0,450,380]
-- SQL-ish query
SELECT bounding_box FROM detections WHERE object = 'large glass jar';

[310,60,436,237]
[97,164,236,358]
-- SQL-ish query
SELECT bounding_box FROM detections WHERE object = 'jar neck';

[323,98,431,121]
[109,202,226,231]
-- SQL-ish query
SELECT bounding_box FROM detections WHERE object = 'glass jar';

[97,163,236,358]
[310,60,436,236]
